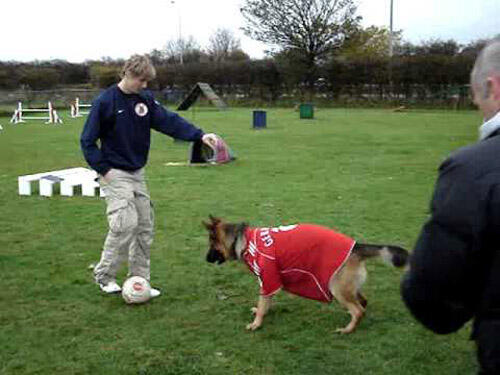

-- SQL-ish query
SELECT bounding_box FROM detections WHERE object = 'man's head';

[470,38,500,120]
[119,54,156,94]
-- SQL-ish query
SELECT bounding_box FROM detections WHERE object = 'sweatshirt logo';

[135,103,148,117]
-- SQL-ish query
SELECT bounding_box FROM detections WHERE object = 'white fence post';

[10,102,63,124]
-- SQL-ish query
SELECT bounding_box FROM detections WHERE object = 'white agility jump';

[70,97,92,118]
[10,101,63,124]
[18,167,105,198]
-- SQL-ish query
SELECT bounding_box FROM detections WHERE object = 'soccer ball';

[122,276,151,304]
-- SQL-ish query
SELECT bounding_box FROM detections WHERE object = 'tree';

[149,49,166,66]
[395,39,460,57]
[460,39,490,58]
[241,0,360,89]
[208,28,243,63]
[164,36,204,64]
[339,26,402,60]
[274,48,311,91]
[0,62,22,89]
[416,39,460,56]
[18,66,59,90]
[89,64,120,88]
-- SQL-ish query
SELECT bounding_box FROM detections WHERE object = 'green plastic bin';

[299,103,314,119]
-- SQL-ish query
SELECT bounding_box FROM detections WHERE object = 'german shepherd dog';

[204,216,408,334]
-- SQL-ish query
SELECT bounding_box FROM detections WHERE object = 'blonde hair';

[471,38,500,98]
[120,54,156,80]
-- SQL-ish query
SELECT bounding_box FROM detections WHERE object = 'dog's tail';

[352,243,408,267]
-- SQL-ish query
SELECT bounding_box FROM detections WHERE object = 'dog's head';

[203,215,247,265]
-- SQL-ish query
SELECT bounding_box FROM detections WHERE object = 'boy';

[81,54,217,296]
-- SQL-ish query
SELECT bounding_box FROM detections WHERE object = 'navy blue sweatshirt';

[80,85,204,175]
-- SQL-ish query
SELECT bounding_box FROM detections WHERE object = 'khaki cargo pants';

[93,168,154,284]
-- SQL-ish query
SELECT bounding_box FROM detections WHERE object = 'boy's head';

[119,54,156,93]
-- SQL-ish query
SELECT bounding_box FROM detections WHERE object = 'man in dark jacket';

[401,38,500,374]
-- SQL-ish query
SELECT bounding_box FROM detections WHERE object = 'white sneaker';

[99,281,122,294]
[150,288,161,298]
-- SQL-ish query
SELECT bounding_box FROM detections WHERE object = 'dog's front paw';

[250,307,258,315]
[246,320,261,331]
[335,327,354,335]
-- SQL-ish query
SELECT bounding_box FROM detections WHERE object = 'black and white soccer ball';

[122,276,151,304]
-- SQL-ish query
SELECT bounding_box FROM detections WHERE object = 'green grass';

[0,108,481,374]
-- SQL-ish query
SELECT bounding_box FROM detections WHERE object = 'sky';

[1,0,498,63]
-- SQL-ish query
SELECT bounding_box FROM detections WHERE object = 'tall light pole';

[170,0,183,64]
[389,0,394,58]
[388,0,394,95]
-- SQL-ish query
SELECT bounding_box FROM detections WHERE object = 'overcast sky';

[1,0,498,62]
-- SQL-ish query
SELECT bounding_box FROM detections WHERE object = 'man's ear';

[490,76,500,101]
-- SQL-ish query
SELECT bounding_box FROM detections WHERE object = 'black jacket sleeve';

[401,156,486,334]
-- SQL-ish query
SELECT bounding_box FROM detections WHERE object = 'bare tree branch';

[208,28,242,62]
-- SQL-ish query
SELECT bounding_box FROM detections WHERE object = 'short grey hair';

[471,37,500,98]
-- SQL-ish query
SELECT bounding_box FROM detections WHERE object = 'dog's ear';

[209,215,222,225]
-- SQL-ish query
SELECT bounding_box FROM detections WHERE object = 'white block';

[18,172,50,195]
[60,170,96,196]
[39,179,54,197]
[40,175,63,197]
[18,176,33,195]
[18,168,103,198]
[60,183,74,196]
[82,180,98,197]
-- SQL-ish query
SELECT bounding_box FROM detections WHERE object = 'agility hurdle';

[10,102,63,124]
[70,97,91,118]
[18,167,105,198]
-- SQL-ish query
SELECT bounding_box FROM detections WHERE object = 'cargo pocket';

[106,199,138,233]
[149,201,155,228]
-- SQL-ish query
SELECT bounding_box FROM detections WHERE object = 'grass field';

[0,107,481,374]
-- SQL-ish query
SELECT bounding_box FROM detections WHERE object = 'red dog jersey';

[243,224,355,303]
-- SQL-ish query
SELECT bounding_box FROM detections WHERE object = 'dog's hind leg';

[332,286,365,334]
[330,255,367,334]
[357,292,368,309]
[338,304,364,334]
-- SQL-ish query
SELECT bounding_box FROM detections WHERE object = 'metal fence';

[0,84,475,110]
[0,89,100,106]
